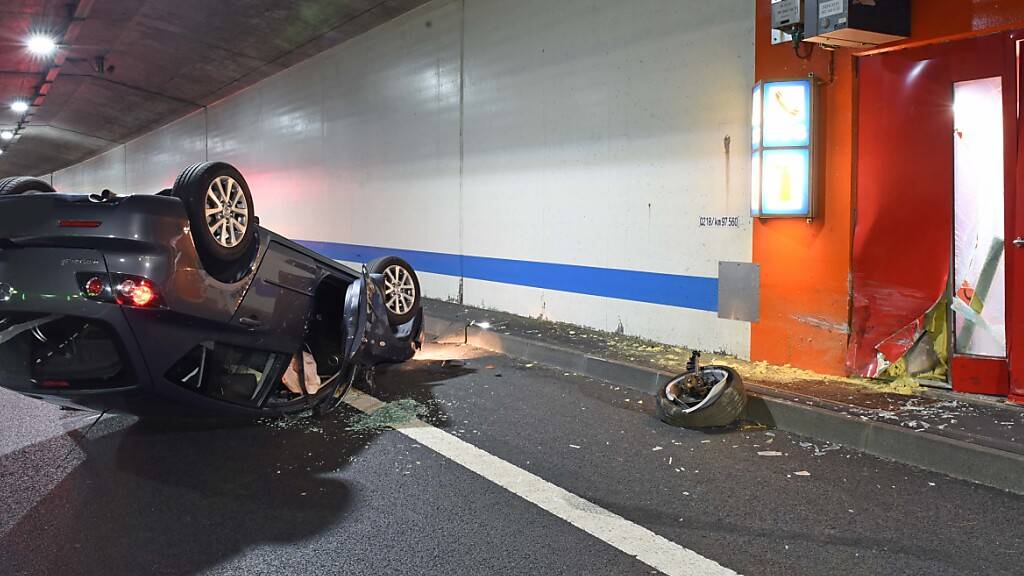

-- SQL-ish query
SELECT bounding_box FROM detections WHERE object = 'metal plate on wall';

[718,262,760,322]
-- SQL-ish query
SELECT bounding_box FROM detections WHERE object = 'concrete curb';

[424,314,1024,495]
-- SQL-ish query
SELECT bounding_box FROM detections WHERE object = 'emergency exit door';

[853,30,1021,401]
[949,70,1011,397]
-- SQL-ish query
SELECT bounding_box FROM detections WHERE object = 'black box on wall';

[804,0,911,47]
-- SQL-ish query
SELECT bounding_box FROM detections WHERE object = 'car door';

[344,266,420,367]
[228,241,318,354]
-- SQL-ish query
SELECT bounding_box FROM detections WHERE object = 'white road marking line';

[345,390,739,576]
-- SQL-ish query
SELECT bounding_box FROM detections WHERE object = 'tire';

[368,256,421,326]
[0,176,55,196]
[656,365,747,429]
[172,162,256,274]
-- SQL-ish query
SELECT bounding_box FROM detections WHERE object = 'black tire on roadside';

[172,162,256,275]
[656,365,747,429]
[0,176,55,196]
[368,256,421,326]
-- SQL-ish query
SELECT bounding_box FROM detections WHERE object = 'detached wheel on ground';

[368,256,421,326]
[656,362,747,429]
[172,162,256,279]
[0,176,55,196]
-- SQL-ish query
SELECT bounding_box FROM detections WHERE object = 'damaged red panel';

[874,318,923,365]
[850,51,953,376]
[951,356,1009,396]
[850,34,1006,377]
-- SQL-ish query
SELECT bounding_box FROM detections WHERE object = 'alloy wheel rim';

[204,176,248,248]
[383,264,416,316]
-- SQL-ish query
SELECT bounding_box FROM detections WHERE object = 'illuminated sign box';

[751,79,815,218]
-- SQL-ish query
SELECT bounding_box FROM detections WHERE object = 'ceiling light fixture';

[10,101,29,114]
[1,130,15,141]
[26,34,58,56]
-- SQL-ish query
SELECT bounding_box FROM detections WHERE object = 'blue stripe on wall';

[298,240,719,312]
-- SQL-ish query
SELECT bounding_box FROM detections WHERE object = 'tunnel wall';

[50,0,755,356]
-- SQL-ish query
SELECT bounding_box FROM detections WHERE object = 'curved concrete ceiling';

[0,0,428,177]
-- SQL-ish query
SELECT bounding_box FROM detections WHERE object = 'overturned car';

[0,162,422,418]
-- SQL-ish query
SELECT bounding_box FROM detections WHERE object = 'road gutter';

[423,314,1024,495]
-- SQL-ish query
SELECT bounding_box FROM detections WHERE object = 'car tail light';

[78,273,161,308]
[77,273,112,301]
[84,276,105,297]
[115,277,160,308]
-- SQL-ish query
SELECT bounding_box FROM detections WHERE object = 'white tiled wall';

[49,0,755,356]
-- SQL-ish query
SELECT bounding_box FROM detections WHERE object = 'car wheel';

[0,176,55,196]
[172,162,256,274]
[368,256,421,326]
[656,365,747,428]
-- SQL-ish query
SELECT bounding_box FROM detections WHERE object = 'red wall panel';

[753,0,1024,378]
[850,35,1007,376]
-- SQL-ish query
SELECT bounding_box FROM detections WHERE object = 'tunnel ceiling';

[0,0,429,177]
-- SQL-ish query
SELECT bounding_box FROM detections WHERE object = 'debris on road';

[657,352,747,429]
[758,451,783,457]
[797,441,843,456]
[794,471,811,476]
[347,399,427,432]
[260,409,325,434]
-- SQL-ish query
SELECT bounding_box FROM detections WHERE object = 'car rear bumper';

[0,246,150,403]
[0,246,251,416]
[0,310,155,412]
[0,305,289,417]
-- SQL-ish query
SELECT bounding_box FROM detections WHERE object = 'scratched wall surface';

[751,0,856,376]
[48,0,755,356]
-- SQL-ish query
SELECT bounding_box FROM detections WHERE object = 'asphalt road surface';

[1,343,1022,575]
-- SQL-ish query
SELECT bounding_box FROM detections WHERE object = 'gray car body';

[0,192,421,417]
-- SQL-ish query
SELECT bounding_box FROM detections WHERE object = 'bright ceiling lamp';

[1,130,15,141]
[10,101,29,114]
[26,34,58,56]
